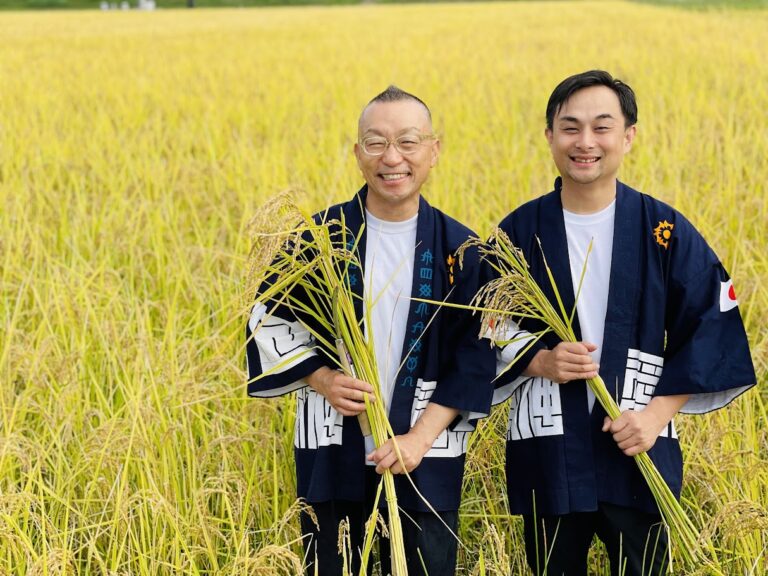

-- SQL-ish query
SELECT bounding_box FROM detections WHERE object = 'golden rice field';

[1,1,767,574]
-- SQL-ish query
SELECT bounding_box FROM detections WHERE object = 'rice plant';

[0,2,765,574]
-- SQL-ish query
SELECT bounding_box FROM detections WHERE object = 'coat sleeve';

[656,221,756,413]
[490,211,549,402]
[245,273,332,398]
[492,321,547,405]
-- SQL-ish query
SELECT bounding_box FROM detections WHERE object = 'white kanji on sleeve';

[410,380,469,457]
[507,377,564,440]
[621,349,676,439]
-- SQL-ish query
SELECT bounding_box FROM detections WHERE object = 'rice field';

[0,1,766,574]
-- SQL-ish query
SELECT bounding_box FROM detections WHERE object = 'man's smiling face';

[354,99,439,220]
[546,85,636,192]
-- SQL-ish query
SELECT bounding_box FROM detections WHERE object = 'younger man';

[494,70,755,575]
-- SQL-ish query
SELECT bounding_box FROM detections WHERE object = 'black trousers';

[299,468,458,576]
[523,502,669,576]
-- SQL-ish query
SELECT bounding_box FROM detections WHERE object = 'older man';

[246,86,494,576]
[493,70,755,575]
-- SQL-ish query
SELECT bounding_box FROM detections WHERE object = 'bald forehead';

[357,99,432,136]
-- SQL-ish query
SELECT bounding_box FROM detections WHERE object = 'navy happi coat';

[246,186,495,512]
[494,179,755,516]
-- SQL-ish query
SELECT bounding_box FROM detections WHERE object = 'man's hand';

[306,366,375,417]
[367,402,459,475]
[368,432,430,475]
[524,342,599,383]
[602,394,690,457]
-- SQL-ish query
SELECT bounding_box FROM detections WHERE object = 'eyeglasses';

[359,133,436,156]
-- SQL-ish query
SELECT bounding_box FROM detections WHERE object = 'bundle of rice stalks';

[458,228,718,573]
[249,198,408,576]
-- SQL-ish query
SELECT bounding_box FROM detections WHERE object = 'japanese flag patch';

[719,279,738,312]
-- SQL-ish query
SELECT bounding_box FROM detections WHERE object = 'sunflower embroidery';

[653,220,674,249]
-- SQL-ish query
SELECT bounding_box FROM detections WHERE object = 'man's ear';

[430,139,441,167]
[624,125,637,152]
[354,142,363,170]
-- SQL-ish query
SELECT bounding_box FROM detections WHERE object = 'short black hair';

[546,70,637,129]
[360,85,432,127]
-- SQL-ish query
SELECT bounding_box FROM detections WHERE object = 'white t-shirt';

[563,201,615,412]
[364,210,418,411]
